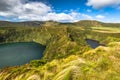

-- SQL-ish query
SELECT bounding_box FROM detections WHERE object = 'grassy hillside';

[0,42,120,80]
[75,20,120,28]
[91,27,120,33]
[0,20,120,80]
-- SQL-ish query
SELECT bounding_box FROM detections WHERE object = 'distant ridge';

[75,20,120,28]
[0,20,120,27]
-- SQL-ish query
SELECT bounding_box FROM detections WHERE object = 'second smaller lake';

[86,39,102,48]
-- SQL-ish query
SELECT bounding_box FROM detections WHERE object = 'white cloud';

[49,12,92,22]
[44,13,74,22]
[18,11,93,22]
[0,0,51,17]
[96,15,105,19]
[0,0,93,22]
[86,0,120,9]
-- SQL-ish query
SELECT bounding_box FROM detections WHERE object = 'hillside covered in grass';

[0,20,120,80]
[0,42,120,80]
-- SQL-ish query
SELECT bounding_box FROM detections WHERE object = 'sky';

[0,0,120,22]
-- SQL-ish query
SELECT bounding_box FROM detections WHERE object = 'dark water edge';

[0,42,45,68]
[86,39,105,49]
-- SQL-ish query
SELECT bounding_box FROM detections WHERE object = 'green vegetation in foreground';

[0,42,120,80]
[0,20,120,80]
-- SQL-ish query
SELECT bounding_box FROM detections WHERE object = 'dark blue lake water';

[86,39,101,48]
[0,42,45,68]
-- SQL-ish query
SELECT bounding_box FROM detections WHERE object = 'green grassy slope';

[0,42,120,80]
[75,20,120,28]
[0,20,120,80]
